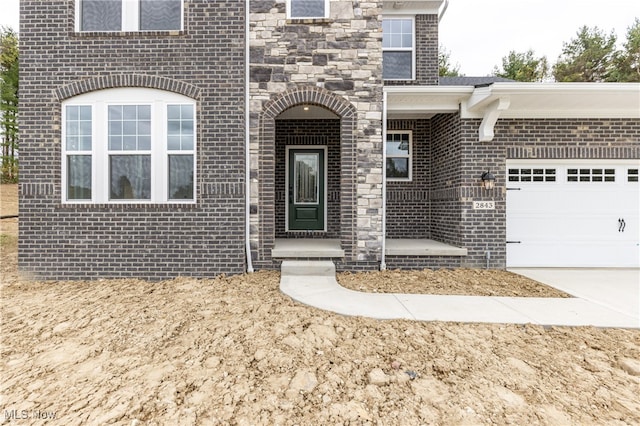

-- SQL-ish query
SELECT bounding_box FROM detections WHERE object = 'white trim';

[61,88,196,204]
[382,0,444,15]
[478,97,510,142]
[381,91,388,270]
[61,105,95,203]
[285,146,328,233]
[245,0,253,272]
[286,0,330,19]
[382,16,416,81]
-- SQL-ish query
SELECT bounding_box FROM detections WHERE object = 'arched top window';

[62,88,197,204]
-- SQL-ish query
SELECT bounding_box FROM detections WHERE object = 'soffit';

[385,83,640,120]
[382,1,444,15]
[463,83,640,119]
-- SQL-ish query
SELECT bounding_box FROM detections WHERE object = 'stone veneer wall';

[249,0,384,269]
[19,0,247,280]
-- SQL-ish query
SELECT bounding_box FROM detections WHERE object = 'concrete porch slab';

[272,239,345,258]
[386,239,467,256]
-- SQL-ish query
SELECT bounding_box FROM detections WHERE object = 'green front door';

[288,148,325,231]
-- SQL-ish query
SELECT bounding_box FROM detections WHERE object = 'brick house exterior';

[19,1,640,280]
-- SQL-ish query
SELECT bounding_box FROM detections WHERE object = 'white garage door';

[506,160,640,268]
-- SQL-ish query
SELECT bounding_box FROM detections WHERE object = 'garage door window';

[567,168,615,182]
[628,169,638,182]
[508,168,556,182]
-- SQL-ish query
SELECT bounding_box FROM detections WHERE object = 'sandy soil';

[338,269,571,297]
[1,184,640,425]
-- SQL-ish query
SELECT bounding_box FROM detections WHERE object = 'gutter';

[380,91,387,271]
[244,0,254,273]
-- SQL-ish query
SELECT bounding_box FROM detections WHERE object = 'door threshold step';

[281,260,336,276]
[272,239,345,258]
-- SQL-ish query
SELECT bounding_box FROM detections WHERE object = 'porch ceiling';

[385,86,472,119]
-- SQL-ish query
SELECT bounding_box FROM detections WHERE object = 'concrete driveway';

[509,268,640,327]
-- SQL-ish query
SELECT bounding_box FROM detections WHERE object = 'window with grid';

[287,0,329,18]
[78,0,182,32]
[108,105,152,200]
[386,131,412,181]
[382,18,414,80]
[65,106,93,200]
[62,88,196,203]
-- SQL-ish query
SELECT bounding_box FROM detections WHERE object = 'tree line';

[1,26,18,183]
[440,19,640,82]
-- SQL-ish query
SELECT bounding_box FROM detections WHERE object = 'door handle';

[289,186,293,204]
[618,218,626,232]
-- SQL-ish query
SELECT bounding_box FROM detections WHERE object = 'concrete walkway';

[280,261,640,329]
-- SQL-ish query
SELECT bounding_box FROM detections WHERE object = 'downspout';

[380,91,387,271]
[439,0,449,21]
[244,0,254,273]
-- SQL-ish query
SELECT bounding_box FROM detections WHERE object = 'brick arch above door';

[254,86,358,264]
[262,86,357,121]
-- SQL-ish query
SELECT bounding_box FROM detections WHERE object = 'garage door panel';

[508,188,635,213]
[508,241,640,268]
[506,160,640,268]
[508,215,637,241]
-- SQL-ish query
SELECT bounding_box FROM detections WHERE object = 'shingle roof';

[439,76,515,86]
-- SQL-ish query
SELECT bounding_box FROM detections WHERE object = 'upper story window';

[287,0,329,19]
[62,88,196,204]
[386,131,412,181]
[78,0,183,32]
[382,18,414,80]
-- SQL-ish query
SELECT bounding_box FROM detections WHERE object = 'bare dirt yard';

[1,184,639,425]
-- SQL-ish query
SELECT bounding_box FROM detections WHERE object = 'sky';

[439,0,640,76]
[1,0,638,76]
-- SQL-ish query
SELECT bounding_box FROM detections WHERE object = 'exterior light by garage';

[481,171,496,190]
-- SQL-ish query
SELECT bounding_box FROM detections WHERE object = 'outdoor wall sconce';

[481,171,496,190]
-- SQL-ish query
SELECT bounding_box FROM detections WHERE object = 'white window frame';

[64,105,94,201]
[286,0,330,19]
[385,130,412,182]
[382,17,416,81]
[62,87,196,204]
[75,0,184,32]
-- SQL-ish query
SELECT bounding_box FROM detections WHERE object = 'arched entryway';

[256,87,357,265]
